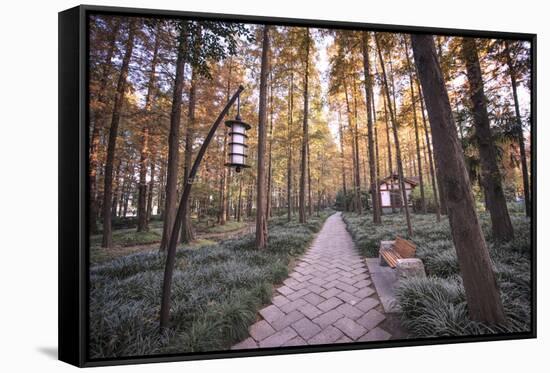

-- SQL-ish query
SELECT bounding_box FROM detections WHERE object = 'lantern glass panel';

[231,154,245,165]
[232,133,246,146]
[232,123,246,135]
[231,143,246,157]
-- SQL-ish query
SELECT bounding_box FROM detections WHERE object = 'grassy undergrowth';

[91,219,249,249]
[90,212,330,358]
[342,211,531,338]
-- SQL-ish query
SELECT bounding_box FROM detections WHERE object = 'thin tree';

[361,32,381,223]
[376,34,413,236]
[137,21,161,232]
[352,77,362,214]
[403,36,426,213]
[344,78,360,213]
[462,37,514,241]
[287,67,294,221]
[299,28,310,224]
[159,22,187,251]
[101,20,137,248]
[416,78,441,222]
[219,59,233,225]
[504,40,531,217]
[412,34,506,324]
[180,68,197,243]
[338,110,348,210]
[256,25,271,249]
[267,70,275,218]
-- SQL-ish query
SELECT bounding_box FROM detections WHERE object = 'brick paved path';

[232,212,391,349]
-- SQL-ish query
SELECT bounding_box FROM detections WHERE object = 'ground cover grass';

[342,210,531,338]
[89,212,330,358]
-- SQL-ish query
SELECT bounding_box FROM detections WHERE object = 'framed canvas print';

[58,4,536,367]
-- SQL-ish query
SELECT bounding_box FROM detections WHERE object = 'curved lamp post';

[160,85,251,329]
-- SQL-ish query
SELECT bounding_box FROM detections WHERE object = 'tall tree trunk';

[157,153,166,219]
[412,34,506,324]
[101,20,136,248]
[256,25,271,249]
[267,71,275,218]
[371,50,382,215]
[287,66,294,221]
[404,37,426,213]
[146,146,157,220]
[382,86,395,213]
[90,20,121,234]
[225,170,232,222]
[111,159,122,219]
[299,29,310,224]
[504,41,531,217]
[344,78,361,214]
[307,140,313,216]
[338,111,348,210]
[180,69,197,243]
[219,60,233,225]
[137,22,161,232]
[362,32,382,224]
[237,177,243,221]
[352,77,362,214]
[376,35,413,237]
[160,23,187,251]
[416,78,441,222]
[462,37,514,241]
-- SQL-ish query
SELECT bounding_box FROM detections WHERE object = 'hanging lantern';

[225,94,251,173]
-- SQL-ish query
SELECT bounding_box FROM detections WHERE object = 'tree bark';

[404,36,426,213]
[381,85,395,213]
[237,177,243,222]
[504,41,531,217]
[307,140,313,216]
[299,29,310,224]
[352,77,362,214]
[111,159,122,219]
[180,69,197,243]
[159,23,187,251]
[219,60,233,225]
[101,20,136,248]
[376,34,413,236]
[256,25,270,249]
[462,37,514,241]
[267,70,275,218]
[416,77,441,222]
[362,32,382,224]
[344,78,361,214]
[412,34,506,324]
[287,63,294,221]
[137,22,161,232]
[338,111,348,210]
[146,145,157,220]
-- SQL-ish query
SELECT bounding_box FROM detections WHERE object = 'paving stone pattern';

[232,212,391,350]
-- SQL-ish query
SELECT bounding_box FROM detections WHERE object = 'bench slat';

[394,237,416,258]
[381,249,402,268]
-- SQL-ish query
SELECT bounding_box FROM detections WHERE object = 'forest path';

[232,212,392,349]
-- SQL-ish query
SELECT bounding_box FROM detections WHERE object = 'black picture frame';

[59,4,537,367]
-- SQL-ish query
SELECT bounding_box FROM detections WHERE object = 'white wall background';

[0,0,546,371]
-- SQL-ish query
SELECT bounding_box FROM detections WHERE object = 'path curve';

[232,212,392,349]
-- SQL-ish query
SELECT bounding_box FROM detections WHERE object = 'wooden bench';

[379,237,417,268]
